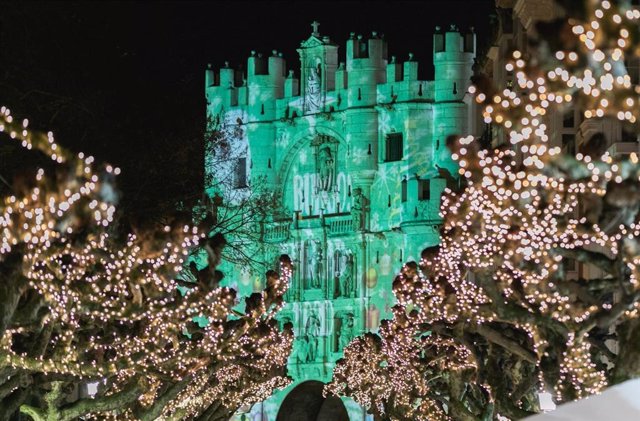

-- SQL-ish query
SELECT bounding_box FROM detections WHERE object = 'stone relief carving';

[305,63,322,113]
[338,313,355,351]
[304,310,321,362]
[351,187,367,231]
[340,256,354,298]
[303,240,324,290]
[316,146,334,192]
[334,250,355,298]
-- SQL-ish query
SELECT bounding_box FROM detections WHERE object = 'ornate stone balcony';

[263,220,291,243]
[327,215,353,236]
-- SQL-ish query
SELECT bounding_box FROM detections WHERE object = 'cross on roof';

[311,21,320,36]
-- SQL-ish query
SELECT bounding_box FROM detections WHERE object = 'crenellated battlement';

[203,23,477,421]
[205,22,475,122]
[345,32,387,67]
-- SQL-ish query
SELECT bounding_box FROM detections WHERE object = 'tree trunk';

[612,318,640,383]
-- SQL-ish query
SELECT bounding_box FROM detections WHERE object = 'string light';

[0,107,293,419]
[329,1,640,418]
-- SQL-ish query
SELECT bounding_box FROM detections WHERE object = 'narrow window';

[385,133,403,162]
[234,157,248,188]
[401,178,407,202]
[418,179,430,201]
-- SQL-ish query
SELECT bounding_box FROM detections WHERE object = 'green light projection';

[204,22,475,421]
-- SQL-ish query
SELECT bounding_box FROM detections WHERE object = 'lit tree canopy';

[328,1,640,420]
[0,108,293,420]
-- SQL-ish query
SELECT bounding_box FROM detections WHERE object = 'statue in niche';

[303,240,315,288]
[316,146,334,192]
[339,256,354,298]
[339,313,355,351]
[311,242,324,288]
[351,187,367,231]
[305,310,321,362]
[295,335,309,365]
[305,63,322,112]
[333,250,343,297]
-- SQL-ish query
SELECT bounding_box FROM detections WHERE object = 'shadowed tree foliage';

[328,1,640,419]
[0,109,293,420]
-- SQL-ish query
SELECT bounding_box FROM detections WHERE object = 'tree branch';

[19,404,46,421]
[555,248,616,276]
[472,324,537,363]
[57,378,144,421]
[136,375,193,421]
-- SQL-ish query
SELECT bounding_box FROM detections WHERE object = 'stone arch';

[276,127,346,195]
[276,381,349,421]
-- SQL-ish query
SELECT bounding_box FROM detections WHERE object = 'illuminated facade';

[204,23,475,421]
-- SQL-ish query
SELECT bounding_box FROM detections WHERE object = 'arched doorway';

[276,381,349,421]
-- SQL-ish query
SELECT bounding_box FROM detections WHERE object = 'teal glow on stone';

[204,23,475,421]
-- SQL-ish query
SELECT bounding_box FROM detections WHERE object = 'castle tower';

[246,50,286,188]
[345,31,387,107]
[433,25,476,173]
[345,31,388,209]
[203,23,475,421]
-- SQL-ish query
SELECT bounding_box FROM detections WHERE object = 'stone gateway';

[204,22,475,421]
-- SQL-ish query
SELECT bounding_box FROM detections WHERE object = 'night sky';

[0,0,494,220]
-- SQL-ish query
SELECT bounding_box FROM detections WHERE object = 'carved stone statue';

[305,311,321,362]
[312,242,323,289]
[316,146,334,192]
[304,241,315,289]
[296,335,309,364]
[339,314,355,351]
[339,256,354,298]
[305,64,322,112]
[351,187,366,231]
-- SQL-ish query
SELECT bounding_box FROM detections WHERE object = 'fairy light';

[0,108,294,418]
[329,1,640,418]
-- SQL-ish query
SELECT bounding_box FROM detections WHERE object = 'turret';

[433,25,475,103]
[205,63,240,117]
[432,25,476,174]
[246,50,286,121]
[346,31,387,106]
[205,63,216,88]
